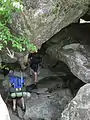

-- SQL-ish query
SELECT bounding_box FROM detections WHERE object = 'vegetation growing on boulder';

[0,0,37,52]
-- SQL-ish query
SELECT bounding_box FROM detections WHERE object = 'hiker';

[28,50,42,86]
[9,70,30,113]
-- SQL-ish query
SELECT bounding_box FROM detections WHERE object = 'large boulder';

[10,0,90,48]
[46,43,90,83]
[0,94,11,120]
[60,43,90,83]
[41,24,90,83]
[24,88,72,120]
[60,83,90,120]
[0,51,29,70]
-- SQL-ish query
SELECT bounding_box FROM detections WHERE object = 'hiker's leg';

[30,68,38,84]
[21,97,25,110]
[30,64,38,84]
[30,67,33,76]
[34,72,38,84]
[33,64,38,84]
[13,99,16,111]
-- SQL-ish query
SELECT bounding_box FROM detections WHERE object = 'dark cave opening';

[39,22,90,97]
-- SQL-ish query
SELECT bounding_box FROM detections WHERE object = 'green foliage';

[0,64,9,70]
[0,0,37,52]
[0,0,23,24]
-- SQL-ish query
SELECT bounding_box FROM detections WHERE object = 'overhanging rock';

[10,0,90,48]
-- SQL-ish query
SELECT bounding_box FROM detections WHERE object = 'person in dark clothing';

[28,51,42,85]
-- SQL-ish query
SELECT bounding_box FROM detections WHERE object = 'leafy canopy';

[0,0,37,52]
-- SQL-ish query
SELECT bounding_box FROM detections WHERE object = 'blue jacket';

[9,76,25,89]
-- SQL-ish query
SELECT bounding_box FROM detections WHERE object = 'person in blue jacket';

[9,70,26,113]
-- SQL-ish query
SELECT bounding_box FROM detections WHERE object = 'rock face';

[60,83,90,120]
[60,44,90,83]
[0,51,29,70]
[0,94,11,120]
[24,88,72,120]
[41,24,90,83]
[10,0,90,48]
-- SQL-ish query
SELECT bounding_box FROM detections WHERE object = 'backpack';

[9,72,26,98]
